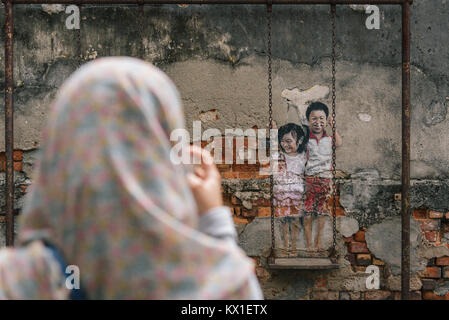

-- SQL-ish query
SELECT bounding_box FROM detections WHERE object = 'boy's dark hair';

[278,123,309,154]
[306,102,329,120]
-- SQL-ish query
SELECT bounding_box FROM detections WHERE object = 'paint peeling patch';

[365,217,427,275]
[281,85,329,125]
[84,47,98,60]
[198,109,218,123]
[423,100,447,127]
[208,33,232,59]
[358,113,372,122]
[336,216,359,238]
[41,4,65,15]
[349,5,369,12]
[434,280,449,296]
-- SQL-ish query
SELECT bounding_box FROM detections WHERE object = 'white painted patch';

[349,5,369,12]
[198,109,218,123]
[281,85,329,125]
[358,113,372,122]
[336,216,359,237]
[41,4,65,15]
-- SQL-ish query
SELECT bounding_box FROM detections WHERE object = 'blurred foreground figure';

[0,57,262,299]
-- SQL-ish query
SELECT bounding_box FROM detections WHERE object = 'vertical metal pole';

[4,0,14,247]
[401,0,411,300]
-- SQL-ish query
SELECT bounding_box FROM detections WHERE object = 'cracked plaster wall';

[0,2,448,299]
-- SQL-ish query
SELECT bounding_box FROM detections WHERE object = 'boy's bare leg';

[291,219,299,252]
[314,215,326,251]
[304,215,313,251]
[282,222,289,253]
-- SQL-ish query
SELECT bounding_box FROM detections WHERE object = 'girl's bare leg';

[282,222,289,251]
[314,215,326,251]
[291,219,299,252]
[304,215,313,251]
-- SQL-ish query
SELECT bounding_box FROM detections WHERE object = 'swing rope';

[267,2,275,262]
[138,2,145,59]
[77,4,82,66]
[330,3,338,263]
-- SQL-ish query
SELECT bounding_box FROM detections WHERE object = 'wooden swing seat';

[268,257,339,270]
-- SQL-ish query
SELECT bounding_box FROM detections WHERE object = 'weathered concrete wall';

[0,2,448,299]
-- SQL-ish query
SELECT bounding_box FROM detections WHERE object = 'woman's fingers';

[189,145,218,178]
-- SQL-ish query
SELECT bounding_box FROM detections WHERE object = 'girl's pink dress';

[273,152,306,217]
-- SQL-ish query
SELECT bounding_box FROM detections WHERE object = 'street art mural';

[273,86,342,258]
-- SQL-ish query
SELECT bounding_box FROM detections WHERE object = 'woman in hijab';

[0,57,263,299]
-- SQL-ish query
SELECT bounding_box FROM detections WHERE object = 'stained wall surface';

[0,2,448,299]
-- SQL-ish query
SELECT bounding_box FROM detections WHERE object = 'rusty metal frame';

[2,0,412,299]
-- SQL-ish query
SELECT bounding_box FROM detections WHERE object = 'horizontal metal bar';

[6,0,412,5]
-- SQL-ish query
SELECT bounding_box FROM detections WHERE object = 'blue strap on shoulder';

[44,243,87,300]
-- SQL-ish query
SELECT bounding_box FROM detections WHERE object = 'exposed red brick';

[392,291,421,300]
[311,290,339,300]
[356,254,371,266]
[354,266,367,273]
[335,207,345,217]
[345,253,356,265]
[257,207,271,217]
[409,291,422,300]
[216,164,232,172]
[233,164,260,172]
[348,242,369,254]
[222,172,239,179]
[436,256,449,266]
[372,257,385,266]
[232,207,241,216]
[364,290,391,300]
[241,208,257,218]
[422,266,441,279]
[342,236,353,243]
[442,267,449,279]
[231,196,241,205]
[413,208,427,220]
[233,216,248,225]
[315,278,327,289]
[422,291,447,300]
[253,198,271,206]
[354,231,366,242]
[425,231,439,242]
[429,211,444,219]
[239,172,262,179]
[13,162,22,171]
[419,219,440,232]
[391,292,401,300]
[421,279,437,290]
[13,150,23,161]
[222,193,232,206]
[255,266,271,282]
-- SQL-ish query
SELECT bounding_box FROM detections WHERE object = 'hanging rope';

[77,4,82,66]
[330,3,338,263]
[267,1,275,261]
[138,3,145,59]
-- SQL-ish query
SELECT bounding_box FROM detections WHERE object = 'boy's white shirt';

[305,135,333,178]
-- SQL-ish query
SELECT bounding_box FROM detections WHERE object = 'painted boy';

[304,102,342,252]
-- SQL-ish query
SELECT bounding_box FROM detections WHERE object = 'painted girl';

[273,123,309,256]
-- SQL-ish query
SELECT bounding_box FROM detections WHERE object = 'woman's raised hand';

[186,146,224,216]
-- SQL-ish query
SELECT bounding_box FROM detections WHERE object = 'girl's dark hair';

[306,101,329,120]
[278,123,309,154]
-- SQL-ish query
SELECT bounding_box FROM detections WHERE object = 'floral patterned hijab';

[0,57,254,299]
